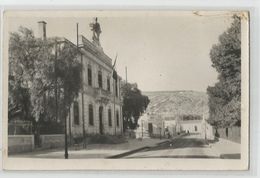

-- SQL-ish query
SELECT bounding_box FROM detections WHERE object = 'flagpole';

[112,54,117,135]
[114,78,116,135]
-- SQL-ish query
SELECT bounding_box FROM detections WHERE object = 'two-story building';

[38,19,123,138]
[69,20,123,137]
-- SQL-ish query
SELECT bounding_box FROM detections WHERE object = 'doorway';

[99,106,103,134]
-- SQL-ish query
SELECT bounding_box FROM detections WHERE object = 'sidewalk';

[10,138,168,159]
[208,138,241,159]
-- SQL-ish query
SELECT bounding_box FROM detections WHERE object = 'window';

[108,109,112,127]
[115,80,118,97]
[116,110,119,127]
[194,125,197,132]
[107,77,110,91]
[73,101,79,125]
[89,104,94,126]
[88,65,92,86]
[98,71,102,88]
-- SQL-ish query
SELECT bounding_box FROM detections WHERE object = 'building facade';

[63,20,123,137]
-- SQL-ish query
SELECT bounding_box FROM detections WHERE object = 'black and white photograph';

[2,10,249,170]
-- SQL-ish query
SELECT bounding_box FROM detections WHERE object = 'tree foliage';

[9,26,82,133]
[207,16,241,128]
[121,83,150,130]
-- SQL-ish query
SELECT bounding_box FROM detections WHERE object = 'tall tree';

[121,83,150,130]
[9,26,82,133]
[207,16,241,129]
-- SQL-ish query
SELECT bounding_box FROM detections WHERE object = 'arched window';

[89,104,94,126]
[116,110,119,127]
[107,77,110,91]
[73,101,79,125]
[88,65,92,86]
[108,109,112,126]
[98,71,102,88]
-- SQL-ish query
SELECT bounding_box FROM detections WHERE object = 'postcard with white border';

[2,10,249,170]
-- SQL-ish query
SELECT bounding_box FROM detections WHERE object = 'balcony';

[94,87,111,104]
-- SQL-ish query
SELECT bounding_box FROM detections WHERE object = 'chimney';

[38,21,47,40]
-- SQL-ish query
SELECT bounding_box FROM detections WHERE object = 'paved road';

[9,138,168,159]
[125,134,220,159]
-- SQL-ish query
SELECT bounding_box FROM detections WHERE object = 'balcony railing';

[94,87,111,97]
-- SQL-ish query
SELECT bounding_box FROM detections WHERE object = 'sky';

[7,11,234,92]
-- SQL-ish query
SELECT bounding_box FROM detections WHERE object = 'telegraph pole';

[114,78,116,135]
[77,23,86,148]
[64,113,68,159]
[125,66,127,84]
[54,40,68,159]
[141,120,143,139]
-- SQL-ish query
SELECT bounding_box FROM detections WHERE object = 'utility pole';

[203,114,207,141]
[55,42,58,122]
[114,78,116,135]
[64,112,68,159]
[112,55,118,135]
[141,120,143,139]
[125,66,127,84]
[77,23,86,148]
[54,40,68,159]
[69,108,72,145]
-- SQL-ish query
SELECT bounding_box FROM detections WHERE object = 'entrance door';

[99,106,103,134]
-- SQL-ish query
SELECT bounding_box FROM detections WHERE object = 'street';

[9,134,240,159]
[124,134,236,159]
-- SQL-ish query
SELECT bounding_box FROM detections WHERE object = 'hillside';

[143,91,209,118]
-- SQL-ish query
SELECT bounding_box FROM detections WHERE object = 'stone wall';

[40,134,65,149]
[214,127,241,143]
[8,135,34,154]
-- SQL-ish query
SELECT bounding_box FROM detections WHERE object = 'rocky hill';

[143,91,209,118]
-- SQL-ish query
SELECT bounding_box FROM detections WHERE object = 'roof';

[79,35,113,68]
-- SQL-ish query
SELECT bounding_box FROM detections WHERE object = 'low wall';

[215,127,241,143]
[8,135,34,154]
[40,134,65,149]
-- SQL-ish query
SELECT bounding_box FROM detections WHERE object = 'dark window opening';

[108,109,112,127]
[116,110,119,127]
[73,101,79,125]
[99,106,103,134]
[89,104,94,126]
[194,125,197,132]
[107,77,110,91]
[115,81,118,97]
[88,65,92,86]
[98,71,102,88]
